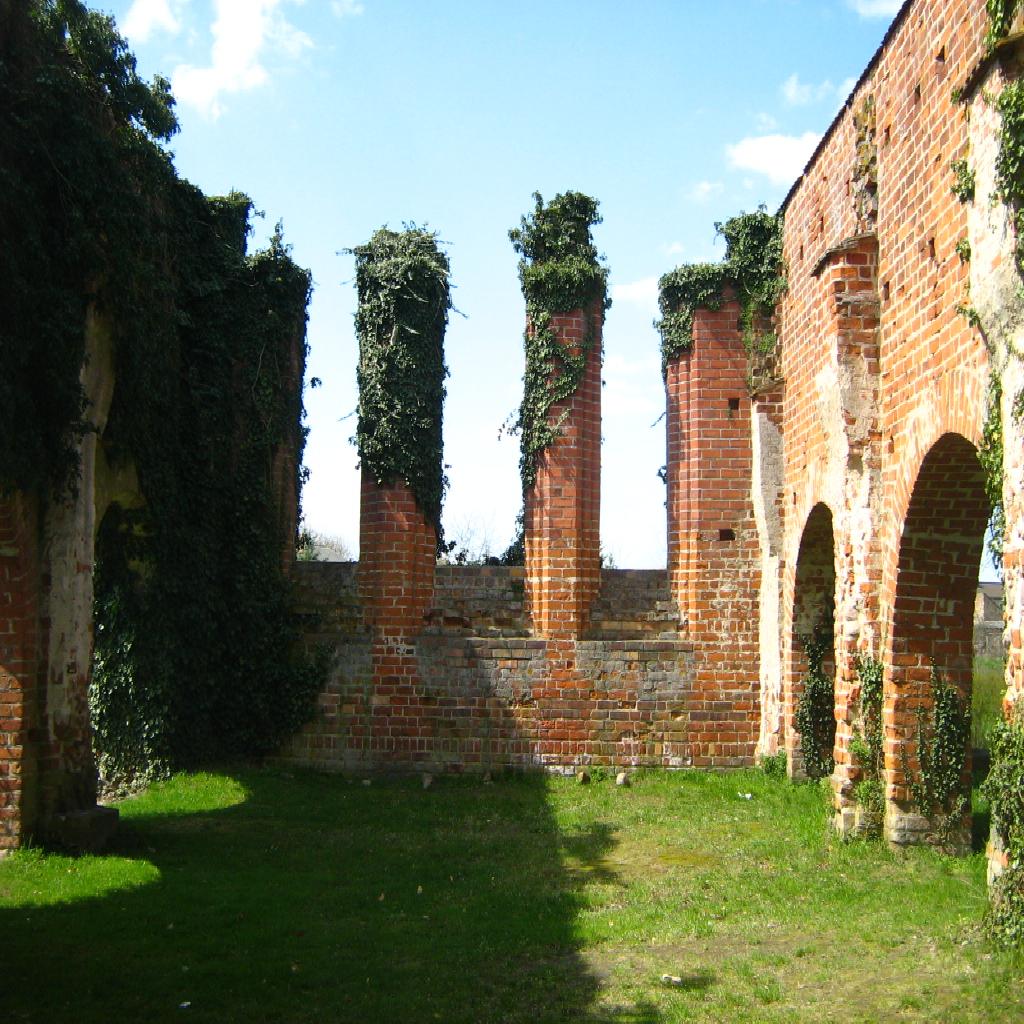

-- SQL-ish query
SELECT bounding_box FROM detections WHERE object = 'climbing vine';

[986,0,1021,51]
[509,192,608,491]
[979,371,1006,569]
[351,227,451,533]
[3,2,322,786]
[900,665,970,847]
[983,710,1024,946]
[656,208,785,380]
[794,606,836,781]
[850,656,885,824]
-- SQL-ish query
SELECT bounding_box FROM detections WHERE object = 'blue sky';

[103,0,905,567]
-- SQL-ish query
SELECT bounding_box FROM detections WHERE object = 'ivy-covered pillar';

[656,212,784,767]
[511,192,607,640]
[354,228,449,763]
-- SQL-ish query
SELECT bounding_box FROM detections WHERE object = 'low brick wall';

[280,562,732,773]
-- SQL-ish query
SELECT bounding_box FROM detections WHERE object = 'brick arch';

[884,431,990,846]
[784,502,838,777]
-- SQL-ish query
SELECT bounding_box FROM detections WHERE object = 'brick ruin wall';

[3,0,1024,860]
[760,0,1024,855]
[285,1,1024,867]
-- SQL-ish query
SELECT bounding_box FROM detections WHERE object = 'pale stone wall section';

[41,305,115,814]
[752,405,783,757]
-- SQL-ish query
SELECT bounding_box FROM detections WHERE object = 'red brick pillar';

[664,290,761,766]
[358,471,436,761]
[524,300,602,639]
[0,491,40,850]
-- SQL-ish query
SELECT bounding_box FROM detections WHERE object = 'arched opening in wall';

[789,503,837,780]
[887,433,990,850]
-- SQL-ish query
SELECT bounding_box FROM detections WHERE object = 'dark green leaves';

[352,227,451,532]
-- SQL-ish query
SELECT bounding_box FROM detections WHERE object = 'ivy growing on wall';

[656,207,785,379]
[986,0,1021,50]
[979,372,1006,570]
[352,227,451,533]
[794,606,836,781]
[850,655,885,826]
[983,711,1024,946]
[2,1,322,787]
[509,192,608,491]
[900,665,970,848]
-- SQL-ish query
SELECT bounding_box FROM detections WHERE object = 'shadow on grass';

[3,768,662,1024]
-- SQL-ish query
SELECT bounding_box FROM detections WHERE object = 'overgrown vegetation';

[984,710,1024,947]
[351,227,451,533]
[951,158,977,203]
[656,207,785,379]
[901,665,971,848]
[509,191,608,491]
[850,655,885,824]
[986,0,1022,51]
[2,1,322,786]
[980,372,1006,571]
[794,607,836,781]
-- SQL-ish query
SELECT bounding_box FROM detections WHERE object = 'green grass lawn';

[2,767,1022,1023]
[974,656,1006,751]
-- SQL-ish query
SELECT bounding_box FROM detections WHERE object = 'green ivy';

[4,2,322,786]
[509,192,608,491]
[850,656,885,822]
[900,665,970,846]
[351,227,451,533]
[983,711,1024,946]
[986,0,1021,50]
[656,208,785,379]
[979,372,1006,569]
[655,264,730,376]
[995,77,1024,273]
[950,159,977,203]
[794,606,836,781]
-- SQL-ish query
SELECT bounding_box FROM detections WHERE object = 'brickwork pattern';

[770,0,1009,845]
[0,493,39,850]
[525,303,602,638]
[281,562,700,772]
[665,297,762,768]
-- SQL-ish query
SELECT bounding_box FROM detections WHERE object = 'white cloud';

[726,131,821,187]
[331,0,365,15]
[662,241,685,257]
[122,0,184,42]
[611,276,659,311]
[172,0,312,119]
[781,72,837,106]
[837,76,858,104]
[846,0,902,16]
[687,180,724,203]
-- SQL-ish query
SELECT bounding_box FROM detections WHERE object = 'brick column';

[525,299,602,639]
[664,290,761,767]
[0,491,40,850]
[358,471,436,762]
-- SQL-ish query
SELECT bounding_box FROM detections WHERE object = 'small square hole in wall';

[882,280,890,302]
[728,397,740,411]
[884,125,891,146]
[914,83,921,104]
[719,528,735,542]
[928,237,936,260]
